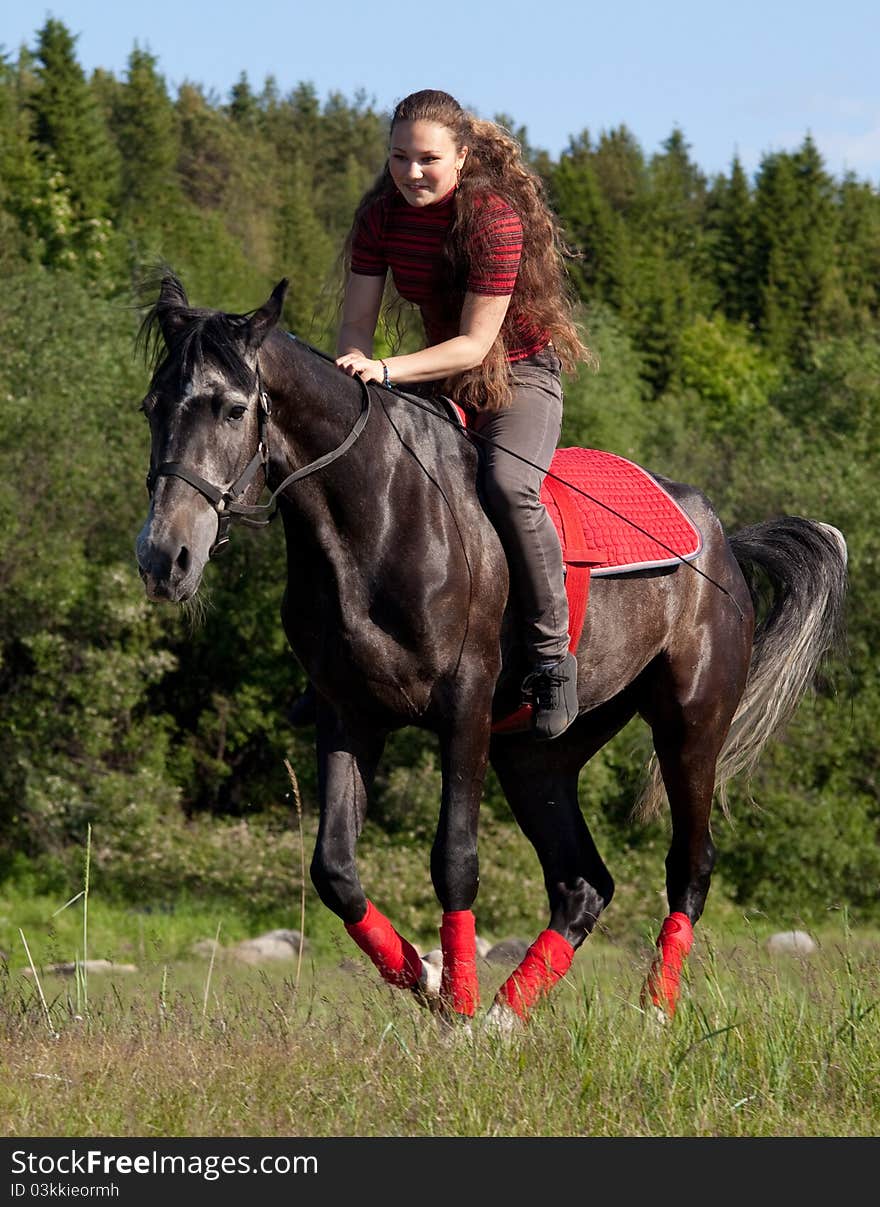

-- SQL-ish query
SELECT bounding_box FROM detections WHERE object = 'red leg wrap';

[496,929,575,1021]
[439,910,479,1016]
[344,899,422,989]
[643,912,694,1016]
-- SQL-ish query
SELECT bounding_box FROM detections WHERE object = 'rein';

[146,357,371,556]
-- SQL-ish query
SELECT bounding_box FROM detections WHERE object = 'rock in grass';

[485,938,531,965]
[766,930,818,956]
[190,939,224,960]
[25,959,138,977]
[230,929,308,964]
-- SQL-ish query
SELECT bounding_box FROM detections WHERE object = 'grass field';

[1,883,877,1138]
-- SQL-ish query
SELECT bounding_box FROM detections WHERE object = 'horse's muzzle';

[136,517,209,603]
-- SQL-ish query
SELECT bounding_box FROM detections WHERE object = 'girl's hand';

[335,352,385,384]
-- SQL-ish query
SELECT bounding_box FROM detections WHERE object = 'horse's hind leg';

[640,648,747,1018]
[485,735,615,1029]
[310,708,426,996]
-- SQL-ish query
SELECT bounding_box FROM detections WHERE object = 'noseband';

[146,363,372,557]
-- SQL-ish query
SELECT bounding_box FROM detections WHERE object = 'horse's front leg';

[309,707,424,994]
[431,692,494,1023]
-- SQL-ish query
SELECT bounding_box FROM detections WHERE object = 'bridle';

[146,354,372,557]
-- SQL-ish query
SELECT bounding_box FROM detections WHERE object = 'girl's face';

[388,119,467,207]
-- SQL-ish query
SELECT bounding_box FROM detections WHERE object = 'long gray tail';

[639,516,848,819]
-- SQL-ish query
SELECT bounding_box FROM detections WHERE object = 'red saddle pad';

[542,446,702,577]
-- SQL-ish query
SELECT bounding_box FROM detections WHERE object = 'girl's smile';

[388,119,467,206]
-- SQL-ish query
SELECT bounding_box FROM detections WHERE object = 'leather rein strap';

[147,358,372,556]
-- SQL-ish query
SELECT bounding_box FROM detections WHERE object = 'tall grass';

[1,920,877,1137]
[1,827,875,1137]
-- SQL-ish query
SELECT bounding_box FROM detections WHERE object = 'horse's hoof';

[644,1002,670,1030]
[436,1012,474,1047]
[483,1000,523,1040]
[410,952,443,1010]
[420,953,442,998]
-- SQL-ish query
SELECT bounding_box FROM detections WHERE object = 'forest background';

[1,19,878,949]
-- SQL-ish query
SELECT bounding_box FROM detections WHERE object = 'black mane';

[138,273,258,396]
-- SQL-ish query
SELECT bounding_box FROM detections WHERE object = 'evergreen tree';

[0,50,43,269]
[622,130,711,393]
[649,129,707,229]
[174,79,281,300]
[229,71,259,128]
[282,81,322,165]
[591,124,646,215]
[276,158,336,341]
[835,173,880,329]
[707,155,757,325]
[550,133,629,311]
[314,90,386,234]
[28,18,120,219]
[753,137,838,361]
[177,81,231,209]
[113,46,180,223]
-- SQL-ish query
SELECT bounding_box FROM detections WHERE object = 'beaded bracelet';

[379,359,392,388]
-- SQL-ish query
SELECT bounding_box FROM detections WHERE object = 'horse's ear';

[156,274,191,345]
[246,279,288,350]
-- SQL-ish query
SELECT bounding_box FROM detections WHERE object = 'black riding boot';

[522,652,579,740]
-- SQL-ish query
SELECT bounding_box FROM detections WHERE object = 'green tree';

[29,19,120,220]
[623,130,713,392]
[753,138,839,361]
[0,49,43,270]
[591,124,646,215]
[228,71,259,128]
[678,315,780,434]
[113,46,180,223]
[276,159,337,340]
[550,133,631,311]
[707,155,757,324]
[835,173,880,329]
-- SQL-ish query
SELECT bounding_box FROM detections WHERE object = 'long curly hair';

[344,89,593,410]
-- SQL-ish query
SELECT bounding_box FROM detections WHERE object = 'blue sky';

[6,1,879,182]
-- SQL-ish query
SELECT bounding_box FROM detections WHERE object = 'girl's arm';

[336,291,512,385]
[336,272,386,358]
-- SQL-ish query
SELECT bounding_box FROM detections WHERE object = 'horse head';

[135,273,287,602]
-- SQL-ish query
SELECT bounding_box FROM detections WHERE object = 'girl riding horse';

[334,88,592,740]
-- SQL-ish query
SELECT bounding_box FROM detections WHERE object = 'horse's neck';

[260,330,470,513]
[260,332,485,590]
[260,336,361,496]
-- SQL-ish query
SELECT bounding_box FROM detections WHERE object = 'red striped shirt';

[350,187,549,361]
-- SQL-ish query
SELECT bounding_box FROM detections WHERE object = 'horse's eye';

[227,404,247,422]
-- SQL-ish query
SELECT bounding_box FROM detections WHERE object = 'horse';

[135,274,847,1031]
